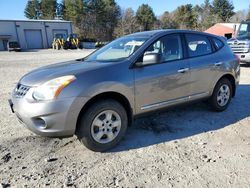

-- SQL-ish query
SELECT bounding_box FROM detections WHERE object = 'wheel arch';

[216,74,236,97]
[75,92,133,133]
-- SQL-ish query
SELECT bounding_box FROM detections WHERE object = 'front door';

[134,34,191,114]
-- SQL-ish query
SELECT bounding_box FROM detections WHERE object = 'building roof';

[204,23,234,36]
[0,19,71,23]
[219,23,240,30]
[204,23,241,36]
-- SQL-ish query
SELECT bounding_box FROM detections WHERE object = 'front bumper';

[235,53,250,63]
[9,93,88,137]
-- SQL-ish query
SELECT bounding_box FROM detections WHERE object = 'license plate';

[8,99,14,113]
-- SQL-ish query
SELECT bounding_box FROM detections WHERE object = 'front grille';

[13,84,30,98]
[229,44,249,53]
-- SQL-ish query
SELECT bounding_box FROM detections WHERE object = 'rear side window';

[186,34,212,57]
[212,38,224,50]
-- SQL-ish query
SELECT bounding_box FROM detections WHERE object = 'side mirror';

[135,53,160,67]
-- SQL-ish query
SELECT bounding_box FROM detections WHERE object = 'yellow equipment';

[52,33,67,50]
[66,33,79,49]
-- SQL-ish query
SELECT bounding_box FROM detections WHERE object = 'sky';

[0,0,249,20]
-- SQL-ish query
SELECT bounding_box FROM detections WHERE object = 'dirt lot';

[0,49,250,187]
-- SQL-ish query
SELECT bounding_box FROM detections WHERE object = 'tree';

[101,0,121,40]
[62,0,120,41]
[196,0,214,30]
[80,0,106,39]
[211,0,235,22]
[55,2,64,19]
[174,4,198,29]
[160,11,178,29]
[24,0,41,19]
[63,0,77,21]
[63,0,85,35]
[40,0,57,19]
[81,0,120,41]
[114,8,138,37]
[247,6,250,20]
[231,10,247,22]
[136,4,156,31]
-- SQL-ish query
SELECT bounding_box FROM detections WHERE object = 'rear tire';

[210,78,232,111]
[76,99,128,152]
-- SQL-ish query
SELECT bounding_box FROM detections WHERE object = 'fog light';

[34,118,47,129]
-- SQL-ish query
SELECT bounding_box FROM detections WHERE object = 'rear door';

[184,33,218,98]
[134,34,191,114]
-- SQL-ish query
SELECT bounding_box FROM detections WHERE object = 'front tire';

[76,99,128,152]
[210,78,232,111]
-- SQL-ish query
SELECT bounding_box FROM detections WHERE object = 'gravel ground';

[0,49,250,187]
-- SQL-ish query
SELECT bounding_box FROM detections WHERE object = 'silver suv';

[9,30,240,151]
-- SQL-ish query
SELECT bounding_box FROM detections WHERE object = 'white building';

[0,19,73,51]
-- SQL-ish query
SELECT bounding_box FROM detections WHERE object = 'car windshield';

[85,35,149,62]
[237,23,250,38]
[9,42,19,48]
[55,34,66,39]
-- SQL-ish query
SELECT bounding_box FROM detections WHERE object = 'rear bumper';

[9,95,88,137]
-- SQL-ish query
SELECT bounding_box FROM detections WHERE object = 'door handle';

[214,62,223,66]
[178,68,189,73]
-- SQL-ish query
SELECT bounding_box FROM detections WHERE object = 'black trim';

[211,37,225,51]
[208,36,216,52]
[180,33,189,59]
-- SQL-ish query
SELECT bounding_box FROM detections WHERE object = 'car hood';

[19,60,109,86]
[228,37,250,44]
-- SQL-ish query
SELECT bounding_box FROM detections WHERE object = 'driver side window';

[144,34,183,63]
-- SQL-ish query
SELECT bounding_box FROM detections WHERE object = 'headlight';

[32,75,76,101]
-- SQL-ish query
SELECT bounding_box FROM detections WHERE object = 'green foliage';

[100,0,121,40]
[211,0,235,22]
[24,0,41,19]
[40,0,57,19]
[62,0,84,22]
[62,0,120,41]
[160,11,178,29]
[193,0,214,31]
[136,4,156,31]
[174,4,198,29]
[24,0,240,41]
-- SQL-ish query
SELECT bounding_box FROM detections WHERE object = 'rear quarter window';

[212,38,224,50]
[186,34,212,58]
